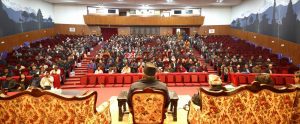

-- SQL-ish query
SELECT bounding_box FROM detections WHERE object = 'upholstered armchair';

[129,88,167,124]
[188,85,300,124]
[0,88,111,124]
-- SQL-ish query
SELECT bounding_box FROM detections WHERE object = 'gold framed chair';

[129,88,167,124]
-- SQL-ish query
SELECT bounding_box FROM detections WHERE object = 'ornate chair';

[129,88,167,124]
[0,88,111,124]
[188,85,300,124]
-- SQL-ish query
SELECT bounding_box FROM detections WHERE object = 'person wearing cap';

[127,62,170,109]
[40,71,54,90]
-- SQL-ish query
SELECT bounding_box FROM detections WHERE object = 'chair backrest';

[0,88,109,123]
[130,88,167,124]
[198,85,299,123]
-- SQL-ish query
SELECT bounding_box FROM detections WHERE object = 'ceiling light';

[216,0,224,3]
[166,0,173,2]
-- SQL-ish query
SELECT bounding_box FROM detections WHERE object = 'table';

[117,90,179,121]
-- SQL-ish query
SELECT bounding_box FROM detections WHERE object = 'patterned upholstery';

[188,86,299,124]
[131,89,166,124]
[292,91,300,124]
[0,89,111,124]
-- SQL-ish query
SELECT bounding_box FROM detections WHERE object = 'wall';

[54,4,86,24]
[0,28,55,52]
[231,0,300,44]
[201,7,232,25]
[0,0,54,37]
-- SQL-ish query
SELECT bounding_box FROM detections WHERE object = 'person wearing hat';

[127,62,170,109]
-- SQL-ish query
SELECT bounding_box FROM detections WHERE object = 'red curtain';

[101,28,118,41]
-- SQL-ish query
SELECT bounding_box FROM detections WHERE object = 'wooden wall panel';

[198,25,232,35]
[0,28,55,52]
[83,15,204,26]
[54,24,101,35]
[231,28,300,64]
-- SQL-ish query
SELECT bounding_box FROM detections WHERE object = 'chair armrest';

[187,101,201,124]
[85,101,111,124]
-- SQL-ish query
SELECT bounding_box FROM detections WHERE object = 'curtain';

[101,28,118,41]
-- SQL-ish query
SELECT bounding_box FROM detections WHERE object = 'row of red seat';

[230,73,295,86]
[0,75,61,88]
[80,72,209,87]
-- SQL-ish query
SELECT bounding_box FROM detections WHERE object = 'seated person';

[0,68,12,77]
[191,74,227,106]
[30,74,41,88]
[40,71,54,90]
[127,62,170,110]
[50,65,61,75]
[121,64,131,74]
[94,66,103,74]
[29,66,40,75]
[17,74,28,90]
[2,75,18,92]
[251,73,274,87]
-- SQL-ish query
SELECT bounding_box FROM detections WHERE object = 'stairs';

[61,45,102,89]
[193,48,217,75]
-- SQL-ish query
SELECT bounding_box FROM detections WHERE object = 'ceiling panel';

[43,0,243,9]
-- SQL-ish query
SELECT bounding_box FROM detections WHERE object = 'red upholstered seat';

[167,75,174,83]
[158,74,166,82]
[199,74,207,83]
[132,75,141,82]
[124,76,132,84]
[275,77,285,85]
[191,75,198,83]
[114,75,123,87]
[238,76,248,84]
[97,76,105,85]
[80,76,88,85]
[175,75,182,83]
[183,75,191,83]
[247,75,256,83]
[88,69,94,73]
[285,77,295,84]
[106,75,115,87]
[88,76,97,84]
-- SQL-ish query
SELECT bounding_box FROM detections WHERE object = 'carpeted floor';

[63,86,199,124]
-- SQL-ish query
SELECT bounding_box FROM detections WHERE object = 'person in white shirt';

[40,71,54,90]
[50,65,61,75]
[121,64,131,74]
[94,66,103,74]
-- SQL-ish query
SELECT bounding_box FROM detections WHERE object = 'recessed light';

[281,44,285,47]
[1,41,5,44]
[216,0,224,3]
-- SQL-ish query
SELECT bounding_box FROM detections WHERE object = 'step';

[75,73,86,76]
[64,81,81,85]
[75,67,87,70]
[75,70,88,73]
[69,75,84,78]
[61,85,86,89]
[66,78,81,81]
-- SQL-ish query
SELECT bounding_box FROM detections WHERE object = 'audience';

[251,73,274,87]
[30,74,42,88]
[17,74,28,90]
[94,66,104,74]
[2,75,18,92]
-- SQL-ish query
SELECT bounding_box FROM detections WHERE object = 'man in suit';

[241,64,252,73]
[265,64,274,74]
[127,62,170,109]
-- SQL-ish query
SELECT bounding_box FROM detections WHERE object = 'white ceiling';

[43,0,244,9]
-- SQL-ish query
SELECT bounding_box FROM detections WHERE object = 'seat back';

[0,88,111,123]
[130,88,167,124]
[188,85,299,123]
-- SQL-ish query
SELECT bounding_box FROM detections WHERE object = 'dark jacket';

[127,77,170,109]
[192,85,227,106]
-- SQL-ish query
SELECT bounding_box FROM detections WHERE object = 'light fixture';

[216,0,224,3]
[1,41,5,44]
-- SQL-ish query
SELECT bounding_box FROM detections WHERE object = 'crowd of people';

[88,34,209,74]
[0,35,99,92]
